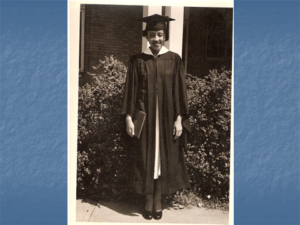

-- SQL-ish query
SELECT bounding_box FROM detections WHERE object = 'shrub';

[77,56,130,200]
[184,68,231,203]
[77,56,231,206]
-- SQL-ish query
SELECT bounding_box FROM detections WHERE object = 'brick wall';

[82,4,143,82]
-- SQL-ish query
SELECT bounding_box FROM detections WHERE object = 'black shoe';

[153,210,162,220]
[142,210,153,220]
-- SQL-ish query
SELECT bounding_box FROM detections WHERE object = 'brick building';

[79,5,232,85]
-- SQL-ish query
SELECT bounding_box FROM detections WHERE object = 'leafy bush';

[77,56,231,206]
[77,56,130,200]
[184,69,231,203]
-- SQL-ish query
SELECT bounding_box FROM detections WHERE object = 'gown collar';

[143,46,169,57]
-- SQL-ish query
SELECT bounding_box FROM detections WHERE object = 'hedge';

[77,56,231,205]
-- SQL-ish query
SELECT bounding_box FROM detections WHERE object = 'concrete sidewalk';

[76,198,229,224]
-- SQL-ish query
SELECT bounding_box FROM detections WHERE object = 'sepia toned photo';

[69,1,233,224]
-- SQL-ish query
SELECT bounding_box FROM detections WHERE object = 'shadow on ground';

[79,197,172,217]
[79,198,143,217]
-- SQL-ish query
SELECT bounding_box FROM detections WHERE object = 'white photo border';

[68,1,234,224]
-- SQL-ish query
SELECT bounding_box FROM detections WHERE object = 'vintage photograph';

[70,2,233,224]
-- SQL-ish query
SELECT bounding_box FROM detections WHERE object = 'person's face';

[146,30,165,53]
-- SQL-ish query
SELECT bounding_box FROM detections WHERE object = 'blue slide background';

[234,1,299,224]
[0,0,299,224]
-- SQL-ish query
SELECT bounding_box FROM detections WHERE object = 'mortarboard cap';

[139,14,175,23]
[139,14,175,41]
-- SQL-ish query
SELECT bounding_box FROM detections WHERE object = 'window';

[206,9,228,61]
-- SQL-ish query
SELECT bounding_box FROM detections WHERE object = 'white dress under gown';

[143,47,170,179]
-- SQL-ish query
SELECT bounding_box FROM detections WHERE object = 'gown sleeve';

[121,56,138,117]
[174,54,191,135]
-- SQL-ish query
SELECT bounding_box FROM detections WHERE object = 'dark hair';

[142,29,148,37]
[142,29,169,41]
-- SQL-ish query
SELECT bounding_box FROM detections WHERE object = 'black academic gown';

[121,50,191,195]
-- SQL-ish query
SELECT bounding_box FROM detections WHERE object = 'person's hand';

[173,115,182,140]
[126,115,135,137]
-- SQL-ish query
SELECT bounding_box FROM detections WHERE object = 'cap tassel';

[165,17,170,41]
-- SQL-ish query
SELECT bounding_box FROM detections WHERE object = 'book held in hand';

[133,109,146,138]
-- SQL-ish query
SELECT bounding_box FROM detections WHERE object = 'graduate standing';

[121,14,191,220]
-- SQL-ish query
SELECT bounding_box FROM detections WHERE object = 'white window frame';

[79,5,85,72]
